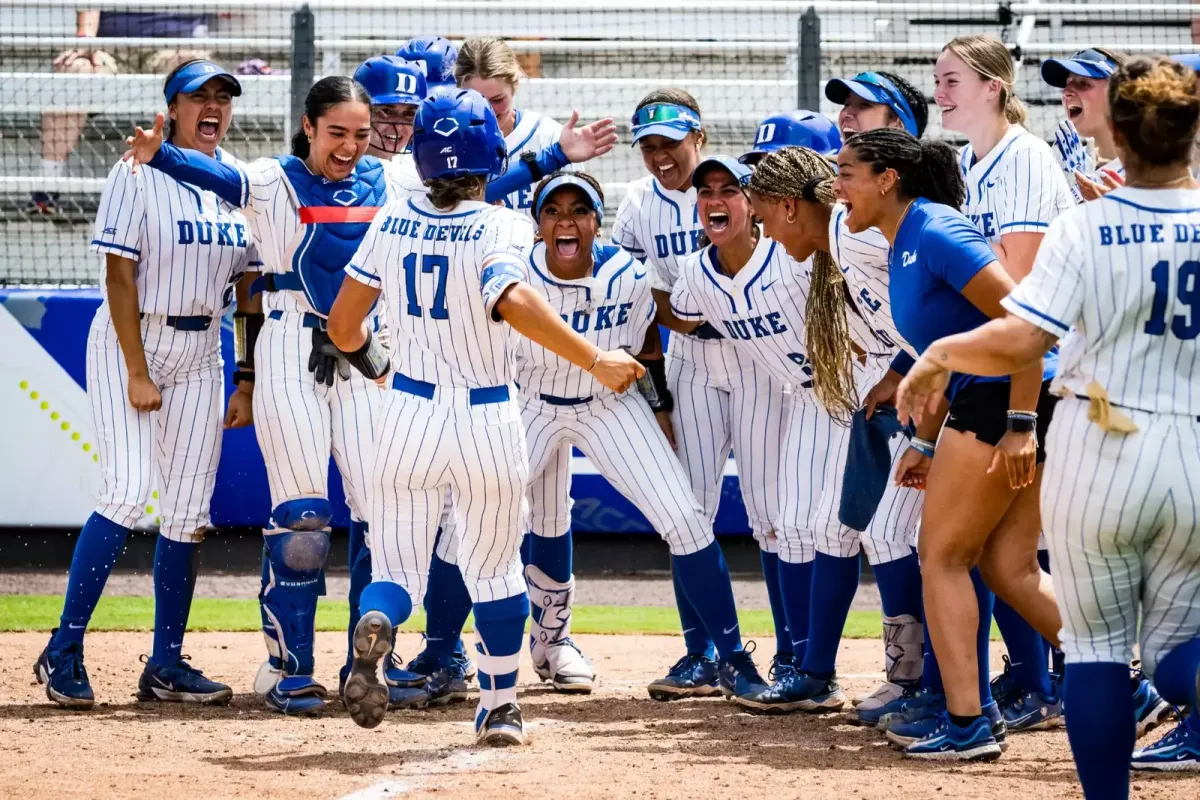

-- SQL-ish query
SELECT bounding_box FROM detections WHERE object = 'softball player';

[898,54,1200,787]
[1042,48,1126,202]
[739,143,927,717]
[35,60,256,709]
[614,89,793,697]
[431,173,767,699]
[326,90,645,745]
[123,76,424,716]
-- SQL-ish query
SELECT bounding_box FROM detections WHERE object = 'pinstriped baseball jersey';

[829,206,915,360]
[513,242,652,399]
[670,236,887,389]
[230,157,411,317]
[1002,187,1200,415]
[346,195,533,386]
[960,124,1075,244]
[92,153,260,316]
[383,154,428,195]
[502,110,567,213]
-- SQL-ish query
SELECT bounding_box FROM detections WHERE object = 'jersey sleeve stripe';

[347,262,380,282]
[1001,296,1071,336]
[999,220,1050,230]
[91,239,140,256]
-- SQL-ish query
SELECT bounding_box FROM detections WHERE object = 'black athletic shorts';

[944,379,1059,463]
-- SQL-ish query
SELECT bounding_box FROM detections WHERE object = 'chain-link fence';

[4,0,1200,285]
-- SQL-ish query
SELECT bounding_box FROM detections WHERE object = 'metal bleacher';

[2,1,1198,285]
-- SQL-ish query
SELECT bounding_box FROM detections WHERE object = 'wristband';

[339,328,389,380]
[1006,411,1037,434]
[909,436,936,459]
[233,311,264,368]
[521,150,544,182]
[636,359,673,413]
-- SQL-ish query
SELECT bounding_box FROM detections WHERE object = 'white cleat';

[532,638,596,694]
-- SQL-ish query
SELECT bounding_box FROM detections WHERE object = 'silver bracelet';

[586,351,601,373]
[910,436,937,452]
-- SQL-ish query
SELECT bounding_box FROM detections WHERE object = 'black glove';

[692,321,725,340]
[309,328,351,387]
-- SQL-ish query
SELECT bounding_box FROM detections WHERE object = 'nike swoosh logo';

[367,633,378,653]
[681,628,696,635]
[67,623,85,630]
[761,280,777,291]
[723,626,738,635]
[154,677,175,691]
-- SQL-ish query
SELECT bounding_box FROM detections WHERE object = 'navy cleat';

[734,670,845,714]
[988,655,1020,710]
[718,644,769,701]
[266,675,327,716]
[136,655,232,705]
[902,712,1003,762]
[889,700,1008,753]
[409,637,475,683]
[1000,688,1063,732]
[647,653,721,701]
[768,652,797,682]
[1132,715,1200,772]
[34,634,94,710]
[880,686,946,731]
[343,610,393,728]
[424,654,473,706]
[476,702,524,747]
[1133,669,1173,738]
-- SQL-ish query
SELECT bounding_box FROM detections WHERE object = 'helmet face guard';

[412,89,508,183]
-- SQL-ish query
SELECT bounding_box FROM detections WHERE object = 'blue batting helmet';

[412,89,507,182]
[397,36,459,91]
[354,55,427,106]
[740,111,842,164]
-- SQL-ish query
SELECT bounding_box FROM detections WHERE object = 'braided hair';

[843,128,965,209]
[748,146,858,422]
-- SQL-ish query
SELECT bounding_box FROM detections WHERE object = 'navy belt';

[251,272,304,296]
[268,309,324,329]
[539,393,594,406]
[141,313,212,331]
[392,372,510,405]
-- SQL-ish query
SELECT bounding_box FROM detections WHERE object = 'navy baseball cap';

[824,72,918,136]
[534,174,605,223]
[692,155,752,189]
[1175,54,1200,72]
[164,60,242,104]
[1041,49,1120,87]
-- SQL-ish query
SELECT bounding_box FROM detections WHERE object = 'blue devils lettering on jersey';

[278,155,388,315]
[177,219,248,247]
[1098,223,1170,246]
[376,214,488,242]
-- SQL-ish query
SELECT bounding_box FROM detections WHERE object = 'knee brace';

[525,563,575,654]
[271,498,333,532]
[261,530,330,677]
[883,613,924,686]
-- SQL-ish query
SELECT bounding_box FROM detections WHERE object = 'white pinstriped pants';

[87,307,223,543]
[370,387,528,605]
[1042,397,1200,676]
[668,339,789,550]
[251,312,379,526]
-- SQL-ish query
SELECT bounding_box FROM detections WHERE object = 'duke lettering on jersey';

[177,219,248,247]
[563,303,634,333]
[968,212,997,239]
[721,313,789,341]
[655,229,706,259]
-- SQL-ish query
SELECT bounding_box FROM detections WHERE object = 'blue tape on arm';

[149,142,245,207]
[484,143,568,204]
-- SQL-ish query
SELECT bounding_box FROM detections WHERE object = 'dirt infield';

[2,632,1196,799]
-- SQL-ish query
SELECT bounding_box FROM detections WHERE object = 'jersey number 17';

[403,253,450,320]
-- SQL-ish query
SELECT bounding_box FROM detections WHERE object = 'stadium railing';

[2,0,1197,285]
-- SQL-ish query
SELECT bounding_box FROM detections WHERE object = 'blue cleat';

[718,644,770,701]
[647,654,721,701]
[409,636,476,683]
[902,712,1003,762]
[880,686,946,731]
[137,655,232,705]
[1132,715,1200,772]
[1132,670,1174,738]
[988,655,1020,710]
[1001,687,1063,732]
[34,634,94,710]
[768,652,797,682]
[889,700,1008,752]
[734,670,845,714]
[266,675,327,716]
[850,684,915,727]
[424,654,473,706]
[343,611,394,729]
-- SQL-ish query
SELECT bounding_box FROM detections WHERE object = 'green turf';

[1,594,904,638]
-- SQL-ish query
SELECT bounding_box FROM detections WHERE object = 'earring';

[786,213,796,223]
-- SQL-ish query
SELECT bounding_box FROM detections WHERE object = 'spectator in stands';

[32,8,210,214]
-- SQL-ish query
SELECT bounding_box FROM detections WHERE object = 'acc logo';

[440,146,454,154]
[901,250,917,268]
[332,189,358,206]
[433,117,460,137]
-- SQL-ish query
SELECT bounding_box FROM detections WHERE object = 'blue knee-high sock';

[473,593,529,718]
[874,552,923,619]
[151,536,199,664]
[673,541,743,660]
[801,553,860,678]
[672,557,715,659]
[52,512,132,648]
[345,520,372,669]
[1038,549,1064,675]
[971,568,995,707]
[778,558,814,665]
[1153,638,1200,708]
[1064,662,1135,800]
[759,550,791,657]
[994,597,1053,696]
[423,549,474,661]
[525,531,572,583]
